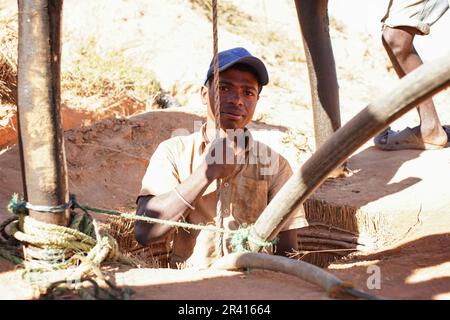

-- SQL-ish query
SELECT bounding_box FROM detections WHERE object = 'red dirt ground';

[1,108,448,300]
[1,0,449,300]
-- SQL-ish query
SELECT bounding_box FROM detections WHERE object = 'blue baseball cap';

[204,47,269,86]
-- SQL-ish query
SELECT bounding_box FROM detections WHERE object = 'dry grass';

[62,37,161,102]
[189,0,252,27]
[281,128,312,161]
[329,16,348,34]
[0,13,17,105]
[254,112,271,123]
[189,0,305,67]
[105,215,173,269]
[256,30,306,65]
[0,12,162,107]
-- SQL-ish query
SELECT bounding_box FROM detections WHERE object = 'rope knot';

[7,193,27,216]
[231,225,278,253]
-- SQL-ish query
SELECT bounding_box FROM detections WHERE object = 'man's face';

[203,68,260,130]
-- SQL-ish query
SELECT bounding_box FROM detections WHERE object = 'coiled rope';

[1,194,141,293]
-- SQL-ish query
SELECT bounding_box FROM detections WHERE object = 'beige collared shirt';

[139,125,308,269]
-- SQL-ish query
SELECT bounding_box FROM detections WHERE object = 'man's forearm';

[135,162,215,244]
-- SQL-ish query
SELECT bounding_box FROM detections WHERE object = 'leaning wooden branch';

[211,252,383,299]
[248,53,450,250]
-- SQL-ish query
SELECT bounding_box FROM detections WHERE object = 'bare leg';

[382,26,447,147]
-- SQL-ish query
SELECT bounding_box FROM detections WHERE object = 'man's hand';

[204,134,246,181]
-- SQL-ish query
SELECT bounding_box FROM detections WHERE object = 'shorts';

[381,0,449,34]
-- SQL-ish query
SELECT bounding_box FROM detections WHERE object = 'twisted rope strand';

[212,0,224,258]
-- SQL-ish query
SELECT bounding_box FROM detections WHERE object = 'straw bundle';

[0,14,17,105]
[105,215,173,268]
[297,199,379,267]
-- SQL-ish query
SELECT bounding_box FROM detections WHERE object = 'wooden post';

[248,54,450,251]
[294,0,341,149]
[17,0,69,226]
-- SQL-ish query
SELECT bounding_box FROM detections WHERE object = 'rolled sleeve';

[139,140,180,197]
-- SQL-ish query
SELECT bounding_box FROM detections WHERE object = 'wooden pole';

[248,53,450,251]
[17,0,69,226]
[294,0,341,149]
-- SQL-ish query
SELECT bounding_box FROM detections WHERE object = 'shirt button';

[224,182,229,187]
[224,209,229,214]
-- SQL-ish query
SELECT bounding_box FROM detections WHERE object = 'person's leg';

[381,26,447,147]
